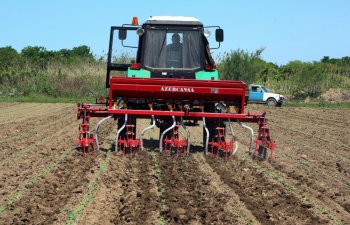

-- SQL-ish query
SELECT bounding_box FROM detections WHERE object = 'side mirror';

[119,29,127,40]
[215,28,224,42]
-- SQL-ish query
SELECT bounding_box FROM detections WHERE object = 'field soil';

[0,102,349,225]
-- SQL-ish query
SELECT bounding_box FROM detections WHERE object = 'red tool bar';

[108,109,262,119]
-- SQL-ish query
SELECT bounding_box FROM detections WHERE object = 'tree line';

[218,49,350,98]
[0,45,349,99]
[0,45,105,98]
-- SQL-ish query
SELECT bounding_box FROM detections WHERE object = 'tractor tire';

[266,98,277,107]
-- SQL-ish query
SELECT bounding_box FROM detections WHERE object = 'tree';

[218,48,266,83]
[0,46,19,69]
[71,45,93,58]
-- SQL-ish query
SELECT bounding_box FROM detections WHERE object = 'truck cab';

[248,84,284,107]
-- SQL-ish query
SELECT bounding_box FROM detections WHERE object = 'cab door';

[249,86,264,101]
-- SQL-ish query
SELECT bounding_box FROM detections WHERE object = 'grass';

[0,59,106,103]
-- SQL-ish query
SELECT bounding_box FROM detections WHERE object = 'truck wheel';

[266,98,277,107]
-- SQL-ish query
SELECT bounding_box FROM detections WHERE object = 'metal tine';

[140,110,156,151]
[159,114,176,153]
[115,114,128,152]
[180,116,190,154]
[227,118,238,156]
[202,116,209,155]
[94,115,113,152]
[237,120,254,155]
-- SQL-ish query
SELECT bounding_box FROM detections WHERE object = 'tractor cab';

[106,16,224,87]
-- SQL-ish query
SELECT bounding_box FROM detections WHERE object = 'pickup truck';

[247,84,284,107]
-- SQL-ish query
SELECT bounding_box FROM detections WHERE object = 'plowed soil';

[0,103,349,225]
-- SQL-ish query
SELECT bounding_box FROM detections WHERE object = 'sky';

[1,0,349,65]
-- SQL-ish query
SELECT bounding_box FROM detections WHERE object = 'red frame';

[77,76,276,159]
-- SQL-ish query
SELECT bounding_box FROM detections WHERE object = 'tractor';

[77,16,275,160]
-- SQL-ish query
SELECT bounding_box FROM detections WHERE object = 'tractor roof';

[145,16,203,25]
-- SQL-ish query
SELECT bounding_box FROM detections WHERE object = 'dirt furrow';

[234,134,350,224]
[272,122,349,157]
[271,113,350,142]
[0,102,21,109]
[275,108,350,127]
[205,156,329,225]
[157,154,245,225]
[0,153,97,225]
[111,153,159,225]
[0,104,71,125]
[0,114,76,160]
[0,121,76,165]
[270,117,350,148]
[0,123,77,207]
[0,103,41,115]
[0,104,74,139]
[0,103,51,121]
